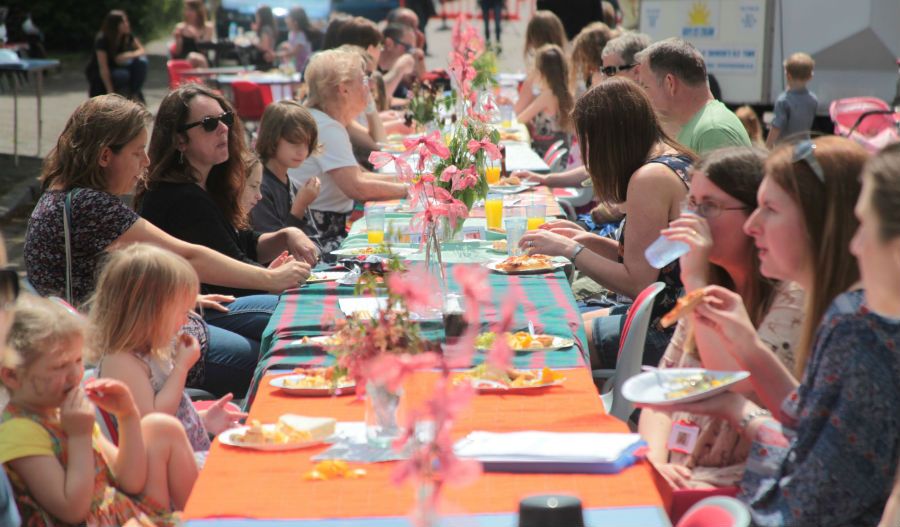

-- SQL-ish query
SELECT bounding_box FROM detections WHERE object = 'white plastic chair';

[676,496,751,527]
[596,282,666,422]
[542,139,566,164]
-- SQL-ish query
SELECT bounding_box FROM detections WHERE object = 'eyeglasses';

[0,268,20,311]
[601,63,638,77]
[178,111,234,133]
[395,40,415,53]
[792,140,825,183]
[688,199,749,219]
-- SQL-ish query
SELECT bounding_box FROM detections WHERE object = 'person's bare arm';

[516,91,553,128]
[765,126,781,149]
[96,49,114,92]
[515,70,539,113]
[330,166,408,201]
[347,120,381,152]
[383,55,415,99]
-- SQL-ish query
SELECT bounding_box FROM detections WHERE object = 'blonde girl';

[515,44,575,159]
[0,295,196,525]
[91,244,246,456]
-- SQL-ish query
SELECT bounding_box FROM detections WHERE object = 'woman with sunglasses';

[24,94,309,397]
[639,137,900,526]
[638,147,804,490]
[138,84,319,347]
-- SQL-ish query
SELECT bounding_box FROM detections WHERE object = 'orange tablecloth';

[183,368,665,521]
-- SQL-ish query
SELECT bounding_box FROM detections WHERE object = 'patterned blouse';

[660,281,805,487]
[740,289,900,526]
[24,189,138,306]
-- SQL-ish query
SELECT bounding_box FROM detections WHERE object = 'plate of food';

[306,271,349,284]
[488,240,508,253]
[218,414,337,451]
[330,246,416,257]
[453,364,566,393]
[269,367,356,396]
[486,254,565,274]
[474,331,575,352]
[621,368,750,406]
[290,334,342,347]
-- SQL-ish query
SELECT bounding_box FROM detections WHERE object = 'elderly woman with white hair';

[288,48,408,253]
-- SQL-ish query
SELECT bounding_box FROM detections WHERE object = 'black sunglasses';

[0,268,20,311]
[601,63,638,77]
[179,111,234,133]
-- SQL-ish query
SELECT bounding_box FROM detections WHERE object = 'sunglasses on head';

[792,139,825,184]
[0,268,20,311]
[178,111,234,133]
[601,63,638,77]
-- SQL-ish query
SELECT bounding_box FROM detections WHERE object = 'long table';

[182,218,670,525]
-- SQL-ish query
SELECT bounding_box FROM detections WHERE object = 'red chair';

[230,80,274,123]
[167,59,201,90]
[595,281,666,422]
[676,496,750,527]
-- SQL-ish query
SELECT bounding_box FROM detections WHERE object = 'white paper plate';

[217,425,327,451]
[485,260,566,275]
[475,335,575,352]
[488,184,530,194]
[461,377,566,394]
[306,271,349,284]
[521,180,540,187]
[269,375,356,396]
[621,368,750,406]
[330,247,417,257]
[289,335,337,347]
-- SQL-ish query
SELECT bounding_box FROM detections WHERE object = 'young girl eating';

[91,243,246,457]
[251,99,321,235]
[0,295,197,525]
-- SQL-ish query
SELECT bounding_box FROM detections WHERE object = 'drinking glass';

[485,193,503,230]
[365,205,386,244]
[526,202,546,230]
[505,217,528,256]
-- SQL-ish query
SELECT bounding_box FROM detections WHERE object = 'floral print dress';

[0,404,176,527]
[740,289,900,526]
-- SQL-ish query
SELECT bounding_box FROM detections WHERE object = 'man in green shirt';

[635,38,751,154]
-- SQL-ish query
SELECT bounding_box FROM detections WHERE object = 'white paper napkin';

[454,431,643,463]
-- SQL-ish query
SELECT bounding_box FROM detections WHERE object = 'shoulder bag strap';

[62,189,82,305]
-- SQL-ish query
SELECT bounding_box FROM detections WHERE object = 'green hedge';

[7,0,182,52]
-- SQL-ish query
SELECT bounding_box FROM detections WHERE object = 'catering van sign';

[681,1,719,38]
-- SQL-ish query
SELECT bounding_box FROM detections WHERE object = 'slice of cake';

[276,415,337,443]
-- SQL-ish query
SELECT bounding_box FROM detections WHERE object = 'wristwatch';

[570,243,586,263]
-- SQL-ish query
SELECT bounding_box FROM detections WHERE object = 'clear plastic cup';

[526,202,546,230]
[505,217,528,256]
[644,203,694,269]
[365,205,385,244]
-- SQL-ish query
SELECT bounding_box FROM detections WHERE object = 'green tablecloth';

[248,262,590,405]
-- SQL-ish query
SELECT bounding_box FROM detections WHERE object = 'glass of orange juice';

[365,205,385,244]
[485,164,501,185]
[526,202,546,230]
[485,193,503,230]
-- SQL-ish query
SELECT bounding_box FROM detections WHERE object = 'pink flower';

[453,264,491,313]
[363,352,441,393]
[439,165,460,184]
[387,265,441,313]
[467,138,501,161]
[451,166,479,192]
[404,130,451,160]
[369,151,414,183]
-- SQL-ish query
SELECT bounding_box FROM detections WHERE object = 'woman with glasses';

[137,84,319,353]
[639,137,900,526]
[637,147,804,490]
[24,94,310,398]
[288,49,408,254]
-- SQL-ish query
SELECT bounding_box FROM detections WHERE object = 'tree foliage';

[6,0,182,52]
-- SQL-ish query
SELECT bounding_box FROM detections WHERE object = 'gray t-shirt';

[771,87,818,141]
[250,167,305,233]
[287,108,357,214]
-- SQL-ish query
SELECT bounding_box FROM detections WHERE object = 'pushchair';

[829,96,900,153]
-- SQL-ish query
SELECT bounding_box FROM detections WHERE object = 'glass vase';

[365,381,403,448]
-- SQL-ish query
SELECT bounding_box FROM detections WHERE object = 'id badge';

[667,420,700,454]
